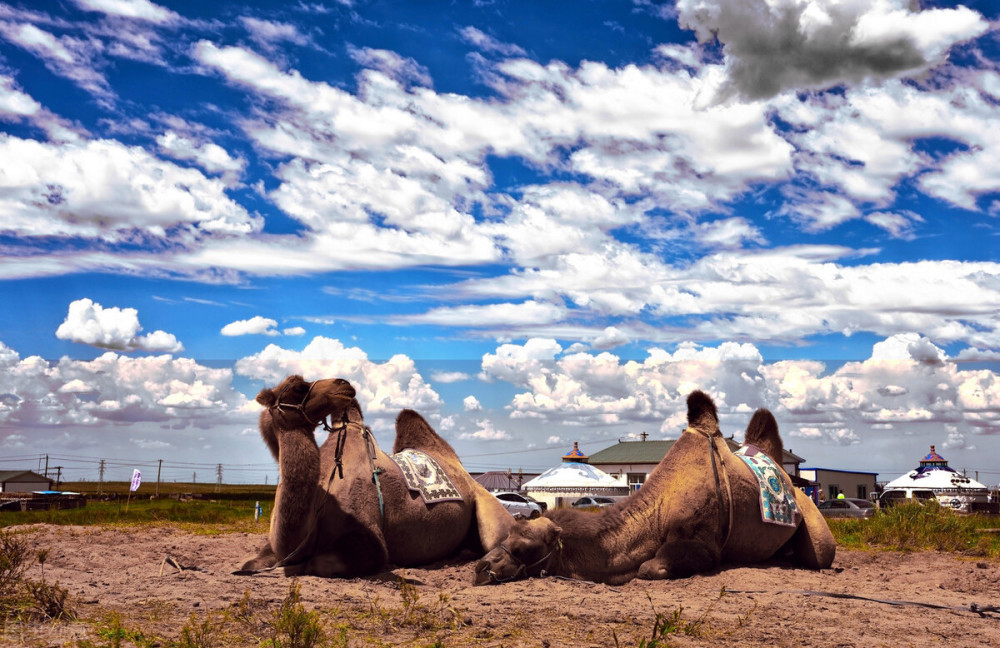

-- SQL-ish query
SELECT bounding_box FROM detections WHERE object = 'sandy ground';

[3,524,1000,647]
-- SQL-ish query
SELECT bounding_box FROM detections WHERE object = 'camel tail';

[686,390,718,427]
[393,409,461,460]
[744,408,784,465]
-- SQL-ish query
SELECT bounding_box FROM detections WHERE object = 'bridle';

[483,540,561,584]
[269,380,323,427]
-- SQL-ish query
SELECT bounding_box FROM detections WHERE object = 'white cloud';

[0,135,261,241]
[156,131,245,186]
[393,300,565,329]
[431,371,471,383]
[73,0,180,24]
[0,341,248,428]
[477,333,1000,446]
[220,316,280,337]
[458,26,526,57]
[282,326,306,336]
[55,298,183,352]
[591,326,630,350]
[459,418,510,441]
[233,336,442,415]
[463,395,482,411]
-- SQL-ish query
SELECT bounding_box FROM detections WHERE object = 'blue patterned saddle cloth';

[734,444,799,527]
[391,449,463,504]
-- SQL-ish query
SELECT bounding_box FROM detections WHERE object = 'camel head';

[256,375,357,430]
[686,390,719,434]
[473,517,561,585]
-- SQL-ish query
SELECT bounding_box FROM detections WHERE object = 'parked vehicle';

[493,491,546,519]
[571,496,617,509]
[817,497,875,519]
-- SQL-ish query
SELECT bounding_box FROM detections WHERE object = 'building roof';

[562,441,588,462]
[588,439,806,466]
[0,470,52,483]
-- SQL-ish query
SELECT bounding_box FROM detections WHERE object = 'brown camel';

[473,390,835,585]
[238,375,513,577]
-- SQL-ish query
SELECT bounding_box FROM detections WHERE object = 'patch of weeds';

[23,578,74,621]
[230,589,272,636]
[396,572,466,633]
[0,529,29,598]
[77,611,155,648]
[262,580,326,648]
[175,611,221,648]
[616,588,735,648]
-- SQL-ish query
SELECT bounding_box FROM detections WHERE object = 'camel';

[473,390,835,585]
[238,375,514,577]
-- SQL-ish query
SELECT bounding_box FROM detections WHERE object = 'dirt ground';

[3,524,1000,647]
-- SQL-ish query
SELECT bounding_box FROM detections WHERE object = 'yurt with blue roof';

[880,445,990,513]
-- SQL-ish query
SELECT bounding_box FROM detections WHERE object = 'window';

[856,485,867,499]
[828,485,840,499]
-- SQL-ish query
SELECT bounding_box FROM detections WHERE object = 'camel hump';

[686,390,718,428]
[392,409,461,461]
[743,408,784,465]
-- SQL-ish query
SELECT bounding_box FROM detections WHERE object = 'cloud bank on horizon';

[0,0,997,482]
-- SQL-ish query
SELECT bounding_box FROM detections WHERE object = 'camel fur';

[239,375,513,577]
[473,390,835,585]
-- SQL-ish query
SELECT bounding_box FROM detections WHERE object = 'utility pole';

[54,467,62,489]
[44,454,49,479]
[98,460,105,495]
[215,464,223,493]
[156,459,162,498]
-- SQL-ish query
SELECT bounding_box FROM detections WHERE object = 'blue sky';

[1,0,998,486]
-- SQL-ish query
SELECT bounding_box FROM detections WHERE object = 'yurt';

[522,442,628,509]
[880,445,990,513]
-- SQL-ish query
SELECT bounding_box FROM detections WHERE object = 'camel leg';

[238,538,277,573]
[269,429,322,562]
[638,537,722,580]
[472,491,515,552]
[787,488,836,569]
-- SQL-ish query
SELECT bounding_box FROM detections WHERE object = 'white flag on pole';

[130,469,142,492]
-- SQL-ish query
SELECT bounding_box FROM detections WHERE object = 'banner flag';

[130,469,142,492]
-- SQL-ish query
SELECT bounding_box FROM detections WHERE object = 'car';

[493,491,546,519]
[571,496,617,509]
[817,497,875,519]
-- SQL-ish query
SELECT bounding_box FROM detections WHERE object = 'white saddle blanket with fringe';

[391,449,464,504]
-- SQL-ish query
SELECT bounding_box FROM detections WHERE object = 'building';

[798,467,878,502]
[881,445,992,513]
[588,438,809,492]
[522,442,628,509]
[0,470,53,493]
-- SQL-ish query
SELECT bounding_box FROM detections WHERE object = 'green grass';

[0,497,270,533]
[827,501,1000,558]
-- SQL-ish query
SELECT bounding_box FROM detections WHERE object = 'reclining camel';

[238,375,513,577]
[474,390,835,585]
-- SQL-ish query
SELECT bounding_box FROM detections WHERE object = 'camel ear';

[256,388,277,408]
[544,524,562,548]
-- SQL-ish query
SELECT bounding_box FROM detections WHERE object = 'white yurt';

[522,442,628,509]
[880,445,990,513]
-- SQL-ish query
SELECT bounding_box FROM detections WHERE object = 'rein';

[685,426,734,552]
[485,541,562,584]
[322,414,386,524]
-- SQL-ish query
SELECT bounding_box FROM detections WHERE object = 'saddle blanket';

[391,449,464,504]
[734,444,799,527]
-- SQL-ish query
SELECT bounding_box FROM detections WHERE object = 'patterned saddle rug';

[734,444,799,527]
[390,449,464,504]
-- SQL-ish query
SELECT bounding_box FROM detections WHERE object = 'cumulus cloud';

[234,336,442,415]
[220,316,280,337]
[477,333,1000,447]
[591,326,630,350]
[677,0,989,101]
[282,326,306,336]
[0,340,249,428]
[55,298,183,352]
[463,395,482,411]
[156,131,245,186]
